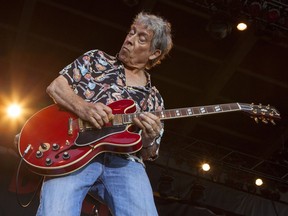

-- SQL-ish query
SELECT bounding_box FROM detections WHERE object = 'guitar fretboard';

[121,103,242,124]
[78,101,280,128]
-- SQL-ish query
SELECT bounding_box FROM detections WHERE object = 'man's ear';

[149,49,162,61]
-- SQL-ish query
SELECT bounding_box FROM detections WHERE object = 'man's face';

[118,22,158,69]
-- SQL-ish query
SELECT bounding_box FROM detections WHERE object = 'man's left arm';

[133,112,163,160]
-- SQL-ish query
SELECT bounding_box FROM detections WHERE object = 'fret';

[165,110,172,119]
[128,115,132,123]
[214,105,222,112]
[230,103,241,110]
[187,108,193,116]
[180,109,186,116]
[175,109,181,117]
[192,107,201,115]
[123,114,131,124]
[155,110,166,119]
[167,110,174,118]
[124,113,137,124]
[200,107,207,114]
[206,106,214,113]
[221,104,232,111]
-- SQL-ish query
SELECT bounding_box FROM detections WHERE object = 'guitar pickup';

[68,118,73,135]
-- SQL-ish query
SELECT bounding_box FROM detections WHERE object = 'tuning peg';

[261,118,268,124]
[266,104,270,109]
[254,117,259,123]
[270,119,276,125]
[258,103,262,108]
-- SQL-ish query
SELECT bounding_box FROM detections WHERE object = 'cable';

[16,145,44,208]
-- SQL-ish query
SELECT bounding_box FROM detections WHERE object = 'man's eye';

[139,37,146,43]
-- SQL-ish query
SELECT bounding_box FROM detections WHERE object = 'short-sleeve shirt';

[60,49,164,113]
[60,49,164,161]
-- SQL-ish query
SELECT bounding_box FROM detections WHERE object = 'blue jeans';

[36,153,158,216]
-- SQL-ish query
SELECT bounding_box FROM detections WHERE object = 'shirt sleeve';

[59,49,99,85]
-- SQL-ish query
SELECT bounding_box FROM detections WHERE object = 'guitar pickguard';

[75,125,127,146]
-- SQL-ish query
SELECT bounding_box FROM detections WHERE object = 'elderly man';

[35,12,173,216]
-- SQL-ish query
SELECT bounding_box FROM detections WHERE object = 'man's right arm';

[46,75,113,129]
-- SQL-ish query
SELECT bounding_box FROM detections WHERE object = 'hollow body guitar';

[18,99,280,176]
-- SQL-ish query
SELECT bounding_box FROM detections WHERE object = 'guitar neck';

[77,101,280,129]
[120,103,245,125]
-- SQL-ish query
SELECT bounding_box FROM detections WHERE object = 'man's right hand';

[46,75,114,130]
[78,102,114,129]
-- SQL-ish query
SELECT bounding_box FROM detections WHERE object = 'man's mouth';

[122,46,129,51]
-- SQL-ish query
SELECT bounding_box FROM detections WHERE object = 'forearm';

[140,126,163,161]
[47,75,113,128]
[46,75,86,115]
[140,142,159,161]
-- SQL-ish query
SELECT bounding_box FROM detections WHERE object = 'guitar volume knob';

[45,158,52,166]
[52,143,60,151]
[36,151,43,158]
[63,152,70,160]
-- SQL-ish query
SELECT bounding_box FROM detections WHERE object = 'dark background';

[1,0,288,215]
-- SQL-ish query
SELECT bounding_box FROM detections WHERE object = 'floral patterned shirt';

[59,49,164,161]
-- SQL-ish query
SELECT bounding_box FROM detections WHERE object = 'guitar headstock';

[239,103,281,125]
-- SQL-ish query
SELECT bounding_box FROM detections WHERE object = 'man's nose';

[126,35,135,45]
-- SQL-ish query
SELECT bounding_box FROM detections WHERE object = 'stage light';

[255,178,263,186]
[6,104,22,118]
[201,163,211,172]
[237,22,248,31]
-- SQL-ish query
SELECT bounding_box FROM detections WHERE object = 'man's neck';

[125,68,147,87]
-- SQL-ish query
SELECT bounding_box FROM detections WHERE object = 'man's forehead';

[131,23,153,35]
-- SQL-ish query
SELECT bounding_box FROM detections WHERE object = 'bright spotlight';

[237,22,247,31]
[7,104,22,118]
[255,178,263,186]
[201,163,211,172]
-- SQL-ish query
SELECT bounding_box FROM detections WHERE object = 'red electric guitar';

[18,99,280,176]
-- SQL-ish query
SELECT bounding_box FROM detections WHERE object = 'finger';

[97,104,114,124]
[141,120,155,132]
[102,105,114,124]
[90,111,113,129]
[139,113,161,132]
[96,110,109,124]
[132,117,145,130]
[142,112,160,122]
[89,116,102,129]
[133,118,155,139]
[91,104,108,125]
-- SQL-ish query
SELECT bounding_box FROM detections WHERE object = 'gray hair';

[133,12,173,69]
